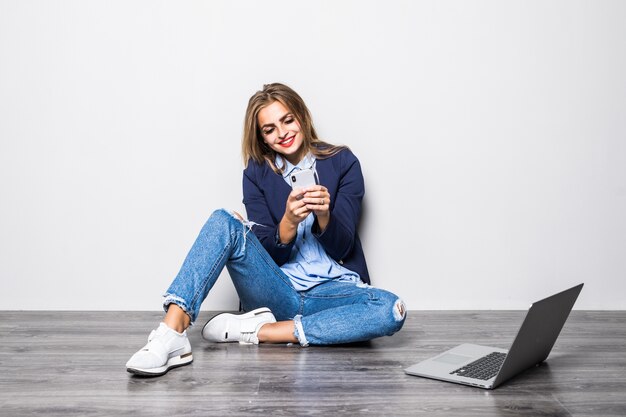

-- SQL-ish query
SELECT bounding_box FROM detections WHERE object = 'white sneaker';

[201,307,276,345]
[126,323,193,376]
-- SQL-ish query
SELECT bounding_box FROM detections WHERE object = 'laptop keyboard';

[450,352,507,380]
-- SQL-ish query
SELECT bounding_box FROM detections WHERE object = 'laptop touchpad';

[433,353,473,365]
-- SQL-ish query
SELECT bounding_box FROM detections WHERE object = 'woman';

[126,83,406,376]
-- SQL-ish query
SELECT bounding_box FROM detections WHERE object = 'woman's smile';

[279,135,295,148]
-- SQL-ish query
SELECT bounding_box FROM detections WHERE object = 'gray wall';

[1,0,624,311]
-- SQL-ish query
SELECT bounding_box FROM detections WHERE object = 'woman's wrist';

[278,216,298,244]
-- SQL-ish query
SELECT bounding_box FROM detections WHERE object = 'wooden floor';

[0,310,624,417]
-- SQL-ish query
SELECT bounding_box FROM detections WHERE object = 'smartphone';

[290,168,318,190]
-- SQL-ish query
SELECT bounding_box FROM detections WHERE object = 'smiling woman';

[125,83,406,377]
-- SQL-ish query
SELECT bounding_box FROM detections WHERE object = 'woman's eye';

[263,129,274,135]
[285,118,294,124]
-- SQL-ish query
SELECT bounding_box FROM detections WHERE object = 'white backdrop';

[1,0,625,311]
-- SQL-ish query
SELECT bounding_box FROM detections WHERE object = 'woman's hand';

[284,188,312,224]
[301,185,331,231]
[279,188,313,244]
[279,186,331,243]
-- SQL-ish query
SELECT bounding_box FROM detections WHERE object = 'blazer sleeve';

[312,150,364,261]
[242,166,295,266]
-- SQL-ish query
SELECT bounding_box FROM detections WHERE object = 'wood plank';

[0,311,624,416]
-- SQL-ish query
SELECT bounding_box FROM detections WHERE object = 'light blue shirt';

[277,153,361,291]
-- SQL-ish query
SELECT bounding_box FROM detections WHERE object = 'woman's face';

[258,100,305,165]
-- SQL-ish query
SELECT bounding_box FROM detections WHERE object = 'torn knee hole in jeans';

[227,210,267,248]
[393,299,406,321]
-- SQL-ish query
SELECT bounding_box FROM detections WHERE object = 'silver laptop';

[404,283,583,389]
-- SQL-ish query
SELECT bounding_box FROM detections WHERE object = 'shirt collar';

[278,152,316,179]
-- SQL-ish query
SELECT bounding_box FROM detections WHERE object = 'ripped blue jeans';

[164,209,406,346]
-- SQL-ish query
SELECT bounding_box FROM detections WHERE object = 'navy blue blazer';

[242,148,371,284]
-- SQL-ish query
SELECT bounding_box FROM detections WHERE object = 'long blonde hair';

[242,83,347,173]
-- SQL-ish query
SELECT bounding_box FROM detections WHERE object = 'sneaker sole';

[127,351,193,377]
[201,307,272,343]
